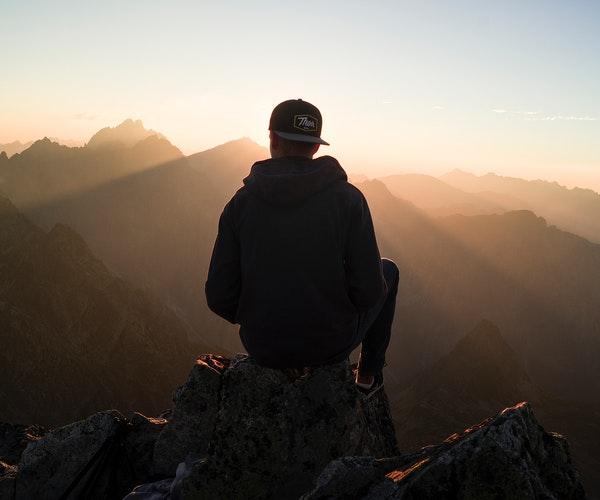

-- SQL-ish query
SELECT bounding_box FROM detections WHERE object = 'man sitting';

[206,99,399,393]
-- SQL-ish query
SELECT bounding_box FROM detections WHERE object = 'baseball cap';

[268,99,330,146]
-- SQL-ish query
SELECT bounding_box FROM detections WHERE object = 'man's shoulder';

[225,185,251,207]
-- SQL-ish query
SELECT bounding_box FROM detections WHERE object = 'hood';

[243,155,348,206]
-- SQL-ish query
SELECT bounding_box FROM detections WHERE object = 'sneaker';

[355,371,384,399]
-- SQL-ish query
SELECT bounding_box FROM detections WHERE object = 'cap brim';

[273,130,329,146]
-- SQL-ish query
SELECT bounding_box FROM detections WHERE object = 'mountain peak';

[190,137,267,160]
[452,319,523,369]
[86,119,166,150]
[446,320,529,378]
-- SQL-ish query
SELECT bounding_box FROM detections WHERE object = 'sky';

[1,0,599,190]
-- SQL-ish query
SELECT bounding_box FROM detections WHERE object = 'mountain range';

[358,179,600,403]
[1,120,599,495]
[379,170,600,244]
[0,138,82,157]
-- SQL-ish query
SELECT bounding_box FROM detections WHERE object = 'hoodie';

[205,155,385,368]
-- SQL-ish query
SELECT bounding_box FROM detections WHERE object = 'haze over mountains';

[391,320,600,495]
[0,195,213,427]
[380,170,600,244]
[1,119,599,494]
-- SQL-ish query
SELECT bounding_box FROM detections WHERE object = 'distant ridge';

[187,137,268,200]
[441,169,600,243]
[0,137,82,157]
[379,173,514,216]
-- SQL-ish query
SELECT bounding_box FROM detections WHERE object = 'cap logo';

[294,114,318,132]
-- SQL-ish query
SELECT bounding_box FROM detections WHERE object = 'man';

[206,99,399,393]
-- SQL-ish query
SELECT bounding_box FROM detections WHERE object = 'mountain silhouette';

[86,118,166,150]
[356,179,600,406]
[0,195,213,427]
[0,128,247,354]
[0,141,34,157]
[392,319,600,496]
[392,320,542,449]
[0,138,82,157]
[442,169,600,243]
[187,137,268,202]
[379,173,514,216]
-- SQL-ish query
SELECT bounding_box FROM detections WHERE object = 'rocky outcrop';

[15,411,127,499]
[303,403,585,499]
[0,423,44,465]
[152,356,224,476]
[0,410,166,500]
[173,355,397,499]
[0,356,586,499]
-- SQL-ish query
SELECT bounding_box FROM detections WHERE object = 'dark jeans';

[354,258,399,375]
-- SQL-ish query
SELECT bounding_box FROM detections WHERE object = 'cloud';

[432,105,445,111]
[491,109,596,121]
[534,115,597,121]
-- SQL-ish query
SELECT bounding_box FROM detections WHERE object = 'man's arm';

[205,200,241,323]
[345,191,386,311]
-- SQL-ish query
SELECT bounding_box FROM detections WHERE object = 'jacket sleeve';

[205,200,241,324]
[345,192,386,311]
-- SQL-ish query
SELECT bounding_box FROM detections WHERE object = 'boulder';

[0,461,17,500]
[178,354,398,499]
[15,410,128,500]
[0,423,45,465]
[303,402,586,499]
[0,410,166,500]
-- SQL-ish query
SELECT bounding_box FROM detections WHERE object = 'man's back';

[206,155,385,368]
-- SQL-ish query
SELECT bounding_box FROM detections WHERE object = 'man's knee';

[381,258,399,289]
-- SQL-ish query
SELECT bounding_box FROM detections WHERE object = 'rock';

[3,355,586,500]
[15,410,128,500]
[299,457,385,499]
[0,461,17,500]
[303,402,586,499]
[125,413,168,483]
[0,423,45,465]
[0,411,166,500]
[179,355,398,499]
[152,355,225,476]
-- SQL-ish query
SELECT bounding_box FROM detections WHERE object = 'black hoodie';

[205,155,385,368]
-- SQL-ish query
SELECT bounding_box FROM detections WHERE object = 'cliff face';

[0,354,586,500]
